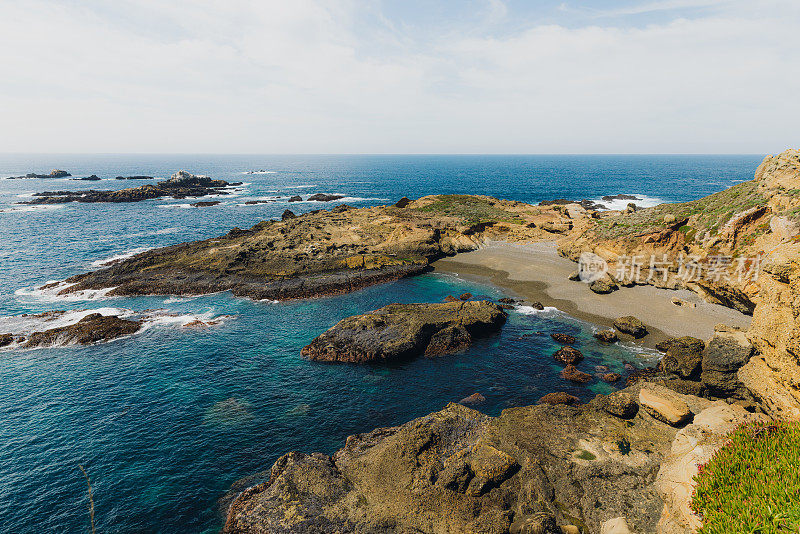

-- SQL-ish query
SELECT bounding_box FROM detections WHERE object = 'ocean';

[0,154,762,533]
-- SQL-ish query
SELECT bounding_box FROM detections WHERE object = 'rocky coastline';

[217,150,800,533]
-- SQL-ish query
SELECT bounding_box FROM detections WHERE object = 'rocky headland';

[216,150,800,533]
[19,170,240,204]
[301,301,507,363]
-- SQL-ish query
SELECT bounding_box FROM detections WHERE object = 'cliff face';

[560,149,800,418]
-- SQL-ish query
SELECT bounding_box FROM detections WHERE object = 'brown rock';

[553,346,583,365]
[538,392,579,406]
[613,316,648,338]
[459,393,486,405]
[459,292,472,300]
[593,330,619,343]
[394,197,411,208]
[444,295,460,302]
[561,365,592,383]
[602,373,621,383]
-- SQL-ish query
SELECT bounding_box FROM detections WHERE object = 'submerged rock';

[204,397,254,426]
[550,333,576,345]
[301,301,507,363]
[459,392,486,405]
[561,365,592,383]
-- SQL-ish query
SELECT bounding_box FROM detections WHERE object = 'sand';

[433,241,752,346]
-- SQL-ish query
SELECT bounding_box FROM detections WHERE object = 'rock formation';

[301,301,507,363]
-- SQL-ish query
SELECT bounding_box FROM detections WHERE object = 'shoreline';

[434,241,752,348]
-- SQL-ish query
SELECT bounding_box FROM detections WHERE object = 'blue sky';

[0,0,797,153]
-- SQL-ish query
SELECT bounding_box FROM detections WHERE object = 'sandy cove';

[433,240,752,345]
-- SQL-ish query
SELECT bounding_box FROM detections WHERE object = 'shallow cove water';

[0,154,761,533]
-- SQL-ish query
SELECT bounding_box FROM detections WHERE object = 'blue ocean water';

[0,154,762,533]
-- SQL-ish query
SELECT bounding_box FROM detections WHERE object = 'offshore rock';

[613,316,648,339]
[301,301,506,363]
[553,346,583,365]
[21,313,142,348]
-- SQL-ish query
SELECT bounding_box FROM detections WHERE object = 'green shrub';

[691,421,800,534]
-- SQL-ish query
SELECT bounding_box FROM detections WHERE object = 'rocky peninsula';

[217,150,800,533]
[19,170,239,204]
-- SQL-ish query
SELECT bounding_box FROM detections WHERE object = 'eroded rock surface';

[301,301,507,363]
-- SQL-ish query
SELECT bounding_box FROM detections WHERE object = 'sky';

[0,0,798,154]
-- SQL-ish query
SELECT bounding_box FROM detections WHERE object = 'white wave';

[286,195,389,204]
[163,296,197,304]
[0,204,64,213]
[90,247,154,268]
[241,171,277,174]
[138,309,232,329]
[514,305,561,315]
[15,281,118,303]
[15,192,35,198]
[589,194,666,211]
[284,184,316,189]
[158,203,194,209]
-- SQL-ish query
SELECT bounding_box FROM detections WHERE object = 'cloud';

[0,0,797,153]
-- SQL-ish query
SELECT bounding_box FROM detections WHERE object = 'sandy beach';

[434,241,752,345]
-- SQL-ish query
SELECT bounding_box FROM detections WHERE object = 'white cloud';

[0,0,797,153]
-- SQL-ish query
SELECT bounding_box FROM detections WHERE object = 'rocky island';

[18,170,240,204]
[7,169,71,179]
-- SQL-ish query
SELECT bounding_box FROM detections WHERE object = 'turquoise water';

[0,155,761,533]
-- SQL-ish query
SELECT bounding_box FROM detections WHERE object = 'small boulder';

[530,301,545,310]
[561,365,592,383]
[498,297,516,304]
[538,392,580,406]
[307,193,344,202]
[550,333,576,345]
[568,270,581,281]
[459,392,486,405]
[394,197,411,208]
[671,296,696,308]
[444,295,460,302]
[602,372,621,383]
[613,316,648,338]
[459,292,472,301]
[639,385,692,426]
[593,330,618,343]
[553,346,583,365]
[281,209,296,220]
[590,274,619,294]
[0,334,14,347]
[288,195,302,202]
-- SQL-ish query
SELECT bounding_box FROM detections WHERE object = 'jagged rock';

[568,270,581,281]
[0,334,15,347]
[224,387,681,534]
[281,209,296,220]
[444,295,459,302]
[613,316,648,338]
[459,393,486,405]
[21,313,142,348]
[553,346,583,365]
[530,301,545,310]
[288,195,302,202]
[510,512,560,534]
[550,333,576,345]
[308,193,345,202]
[655,339,675,352]
[658,336,705,379]
[561,365,592,383]
[191,201,220,207]
[9,169,72,179]
[599,390,638,419]
[300,301,507,363]
[700,328,754,398]
[602,373,622,383]
[459,292,473,300]
[115,175,154,180]
[639,385,692,426]
[394,197,411,208]
[77,174,101,181]
[498,297,516,304]
[538,392,579,406]
[594,330,619,343]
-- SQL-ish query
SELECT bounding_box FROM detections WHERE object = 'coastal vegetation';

[691,421,800,534]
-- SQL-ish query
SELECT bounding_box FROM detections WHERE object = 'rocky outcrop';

[613,316,648,339]
[700,327,753,399]
[224,383,724,534]
[658,337,705,379]
[301,301,507,363]
[307,193,345,202]
[8,169,71,179]
[50,195,596,301]
[553,346,583,365]
[19,170,238,204]
[551,333,576,345]
[639,385,692,427]
[561,364,592,383]
[14,313,142,348]
[594,330,619,343]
